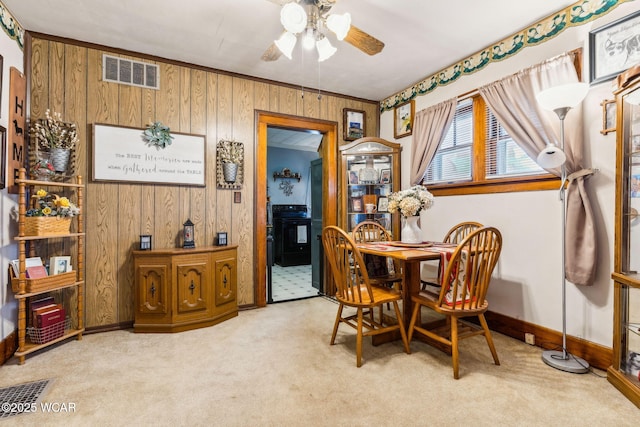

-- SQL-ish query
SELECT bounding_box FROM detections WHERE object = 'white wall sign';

[92,123,206,186]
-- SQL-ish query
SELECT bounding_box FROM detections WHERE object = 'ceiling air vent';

[102,54,159,90]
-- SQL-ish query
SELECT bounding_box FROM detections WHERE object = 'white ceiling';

[4,0,576,101]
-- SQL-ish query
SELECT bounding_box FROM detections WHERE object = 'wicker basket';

[24,216,71,236]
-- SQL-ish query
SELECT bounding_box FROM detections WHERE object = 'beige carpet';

[1,296,639,426]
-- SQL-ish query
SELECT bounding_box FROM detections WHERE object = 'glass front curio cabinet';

[609,67,640,408]
[339,137,401,238]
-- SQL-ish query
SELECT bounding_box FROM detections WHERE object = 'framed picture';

[394,99,415,138]
[92,123,206,186]
[139,234,152,250]
[632,174,640,198]
[601,99,617,135]
[216,232,228,246]
[0,125,5,189]
[589,10,640,85]
[351,197,363,212]
[343,108,365,141]
[380,168,391,184]
[349,170,359,185]
[377,197,389,212]
[50,256,71,275]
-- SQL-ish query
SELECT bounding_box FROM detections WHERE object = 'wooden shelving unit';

[12,168,85,364]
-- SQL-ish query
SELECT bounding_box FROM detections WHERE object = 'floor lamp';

[535,82,590,374]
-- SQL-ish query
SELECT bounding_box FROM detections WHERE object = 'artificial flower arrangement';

[143,121,174,149]
[26,189,80,218]
[387,185,434,217]
[30,109,79,150]
[217,139,243,164]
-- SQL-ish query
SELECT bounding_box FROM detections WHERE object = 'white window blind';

[484,107,545,179]
[423,98,473,184]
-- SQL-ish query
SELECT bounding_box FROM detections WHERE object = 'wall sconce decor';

[183,219,195,249]
[139,234,152,250]
[216,140,244,190]
[216,232,228,246]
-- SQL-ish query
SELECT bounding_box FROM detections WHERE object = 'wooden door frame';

[254,111,338,307]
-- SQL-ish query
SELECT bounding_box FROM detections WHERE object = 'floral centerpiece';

[388,185,434,244]
[387,185,434,217]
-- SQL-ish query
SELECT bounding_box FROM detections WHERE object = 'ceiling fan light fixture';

[275,31,297,60]
[326,12,351,41]
[281,2,307,34]
[316,36,337,62]
[302,28,317,51]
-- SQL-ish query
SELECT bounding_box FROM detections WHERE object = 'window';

[423,96,558,196]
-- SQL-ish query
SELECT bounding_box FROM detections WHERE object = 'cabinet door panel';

[214,255,237,307]
[176,260,208,313]
[137,264,169,315]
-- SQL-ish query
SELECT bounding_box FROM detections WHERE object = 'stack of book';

[28,296,66,343]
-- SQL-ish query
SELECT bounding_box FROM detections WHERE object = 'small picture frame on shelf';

[380,168,391,184]
[601,99,616,135]
[349,170,359,185]
[50,256,71,275]
[343,108,365,141]
[351,197,363,212]
[139,234,152,250]
[394,99,415,139]
[216,232,228,246]
[378,197,389,212]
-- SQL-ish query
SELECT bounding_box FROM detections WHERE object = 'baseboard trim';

[85,321,134,334]
[0,330,18,365]
[484,311,612,371]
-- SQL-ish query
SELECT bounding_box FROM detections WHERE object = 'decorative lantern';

[183,219,195,249]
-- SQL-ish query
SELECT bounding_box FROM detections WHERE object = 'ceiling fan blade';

[344,25,385,56]
[262,42,283,62]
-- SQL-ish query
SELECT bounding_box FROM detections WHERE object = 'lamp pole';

[538,88,589,374]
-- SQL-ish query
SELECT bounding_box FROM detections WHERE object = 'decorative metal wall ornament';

[279,180,294,196]
[216,140,244,189]
[380,0,630,112]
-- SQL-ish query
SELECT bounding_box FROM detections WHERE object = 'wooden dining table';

[355,241,456,344]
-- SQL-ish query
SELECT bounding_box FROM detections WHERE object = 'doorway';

[255,111,338,307]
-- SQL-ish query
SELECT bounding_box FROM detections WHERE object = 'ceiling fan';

[262,0,384,62]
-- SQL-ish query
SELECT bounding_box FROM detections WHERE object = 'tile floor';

[270,264,320,303]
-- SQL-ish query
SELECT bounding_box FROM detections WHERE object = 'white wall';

[0,14,24,341]
[381,2,640,347]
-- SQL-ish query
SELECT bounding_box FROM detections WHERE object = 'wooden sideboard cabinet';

[132,246,238,333]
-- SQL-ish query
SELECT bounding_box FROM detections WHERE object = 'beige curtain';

[410,98,457,185]
[479,52,596,285]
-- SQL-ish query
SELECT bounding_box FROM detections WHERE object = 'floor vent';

[102,54,159,90]
[0,379,52,419]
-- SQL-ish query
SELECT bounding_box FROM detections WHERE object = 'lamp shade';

[280,2,307,34]
[302,28,316,50]
[316,36,337,62]
[536,82,589,111]
[537,143,566,169]
[326,12,351,40]
[275,32,297,60]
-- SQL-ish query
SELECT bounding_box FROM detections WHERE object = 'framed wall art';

[343,108,365,141]
[601,99,617,135]
[589,10,640,85]
[394,99,415,138]
[351,197,363,212]
[92,123,206,186]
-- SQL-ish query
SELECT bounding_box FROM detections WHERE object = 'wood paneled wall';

[28,35,379,328]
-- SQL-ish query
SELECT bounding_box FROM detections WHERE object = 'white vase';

[401,215,422,244]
